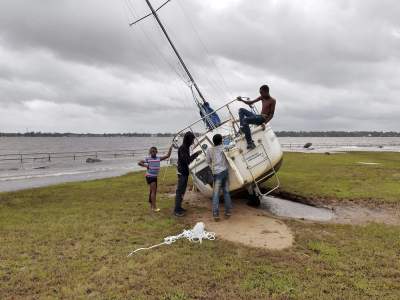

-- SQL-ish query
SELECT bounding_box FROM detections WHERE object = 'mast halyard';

[128,0,221,129]
[144,0,206,103]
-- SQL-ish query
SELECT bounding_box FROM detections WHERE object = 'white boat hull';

[189,123,283,198]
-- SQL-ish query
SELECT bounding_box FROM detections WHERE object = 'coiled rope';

[127,222,215,257]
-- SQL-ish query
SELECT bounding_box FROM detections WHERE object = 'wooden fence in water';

[0,147,170,164]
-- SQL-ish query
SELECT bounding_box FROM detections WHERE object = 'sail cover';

[200,102,221,130]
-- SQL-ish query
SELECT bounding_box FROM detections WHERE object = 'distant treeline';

[1,131,399,137]
[0,132,172,137]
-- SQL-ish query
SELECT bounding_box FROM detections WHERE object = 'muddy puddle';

[261,196,335,221]
[261,195,399,225]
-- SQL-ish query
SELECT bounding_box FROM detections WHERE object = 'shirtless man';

[237,85,276,149]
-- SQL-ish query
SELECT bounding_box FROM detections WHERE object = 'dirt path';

[182,192,294,250]
[262,195,400,226]
[331,205,400,225]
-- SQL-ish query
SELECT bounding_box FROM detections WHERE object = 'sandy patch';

[183,191,294,250]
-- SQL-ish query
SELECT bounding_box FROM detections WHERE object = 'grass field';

[1,152,399,299]
[271,151,400,206]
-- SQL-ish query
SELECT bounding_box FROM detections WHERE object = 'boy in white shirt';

[206,134,232,220]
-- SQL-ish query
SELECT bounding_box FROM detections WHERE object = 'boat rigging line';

[128,0,172,26]
[129,0,206,104]
[123,0,188,85]
[176,0,231,99]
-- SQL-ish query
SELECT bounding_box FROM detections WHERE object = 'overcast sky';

[0,0,399,133]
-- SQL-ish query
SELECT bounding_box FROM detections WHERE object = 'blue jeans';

[239,108,265,144]
[212,169,232,216]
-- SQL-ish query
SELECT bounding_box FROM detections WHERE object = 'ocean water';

[0,136,399,192]
[0,137,172,192]
[279,136,400,152]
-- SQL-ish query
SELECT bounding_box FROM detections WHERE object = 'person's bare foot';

[152,208,160,212]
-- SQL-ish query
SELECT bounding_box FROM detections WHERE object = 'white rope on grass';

[127,222,215,257]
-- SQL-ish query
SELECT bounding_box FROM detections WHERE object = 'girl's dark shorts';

[146,176,158,185]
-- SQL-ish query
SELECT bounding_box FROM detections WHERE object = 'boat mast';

[144,0,206,103]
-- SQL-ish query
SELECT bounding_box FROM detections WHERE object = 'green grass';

[1,153,400,299]
[272,152,400,205]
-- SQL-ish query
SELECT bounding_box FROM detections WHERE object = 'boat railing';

[174,98,281,198]
[174,98,259,149]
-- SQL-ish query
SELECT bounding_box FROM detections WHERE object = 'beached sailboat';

[130,0,283,203]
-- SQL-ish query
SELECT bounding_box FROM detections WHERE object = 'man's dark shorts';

[146,176,158,185]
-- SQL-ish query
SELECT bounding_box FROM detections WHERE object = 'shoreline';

[0,168,133,193]
[0,159,144,193]
[1,150,399,193]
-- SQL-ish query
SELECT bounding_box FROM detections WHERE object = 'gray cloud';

[0,0,399,133]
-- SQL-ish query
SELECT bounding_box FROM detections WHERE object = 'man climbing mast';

[237,84,276,149]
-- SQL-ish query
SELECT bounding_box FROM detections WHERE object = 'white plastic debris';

[127,222,215,257]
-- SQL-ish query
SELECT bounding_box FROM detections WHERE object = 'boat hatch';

[195,166,213,186]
